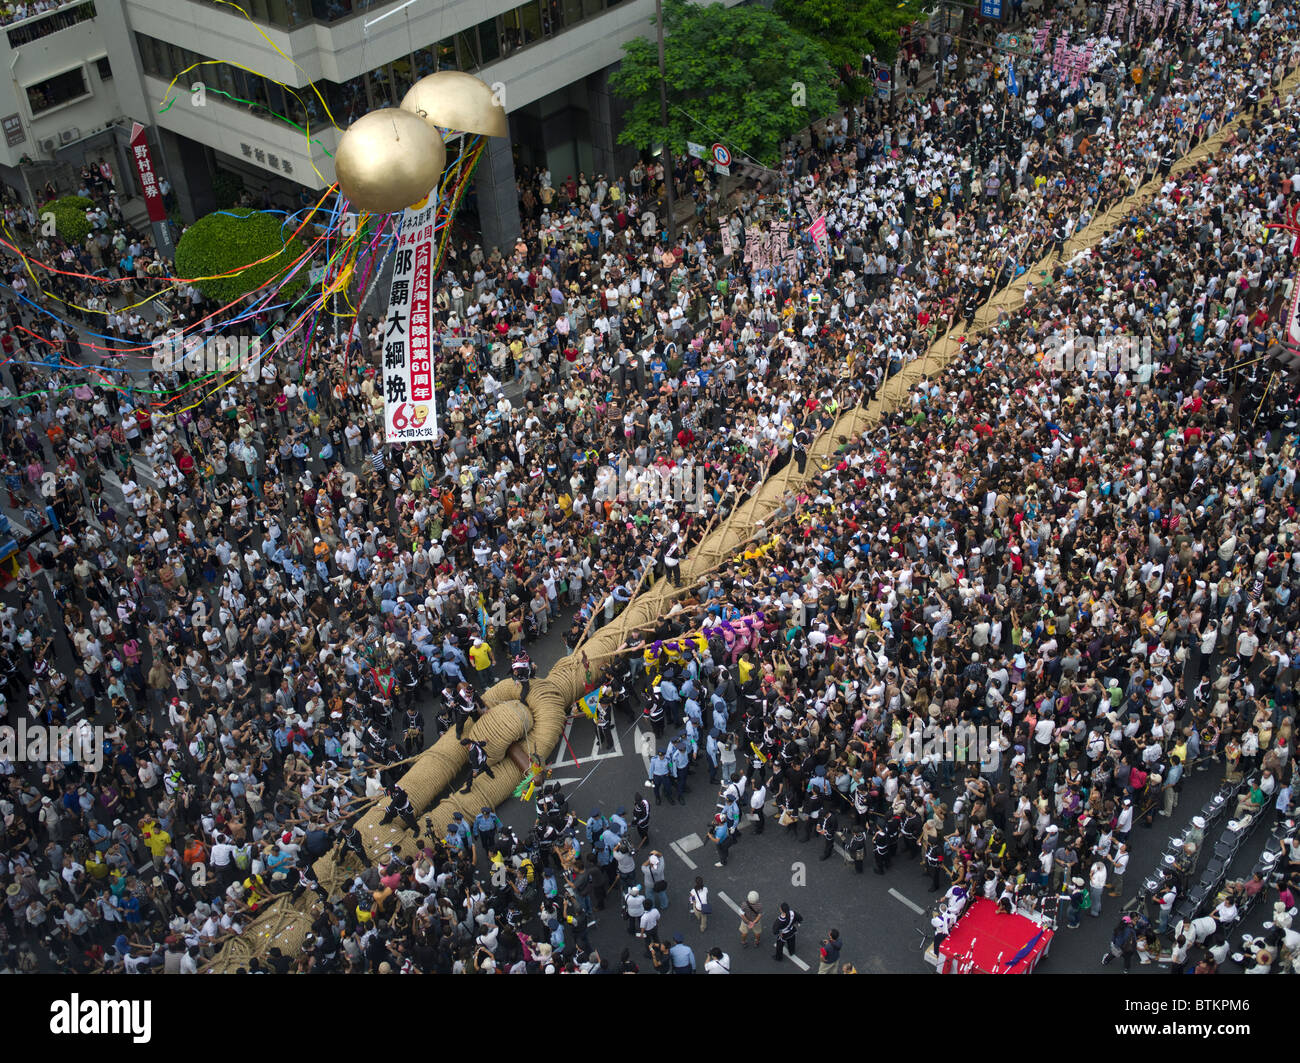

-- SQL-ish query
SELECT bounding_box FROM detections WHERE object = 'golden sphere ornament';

[334,108,446,214]
[400,72,508,137]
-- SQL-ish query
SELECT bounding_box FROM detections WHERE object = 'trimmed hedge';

[174,208,310,305]
[39,195,94,246]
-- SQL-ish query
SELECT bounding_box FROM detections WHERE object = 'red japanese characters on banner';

[129,122,168,224]
[383,199,439,443]
[409,241,432,402]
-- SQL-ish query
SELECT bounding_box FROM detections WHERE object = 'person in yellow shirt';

[85,850,109,880]
[469,637,496,684]
[737,655,755,684]
[140,818,171,869]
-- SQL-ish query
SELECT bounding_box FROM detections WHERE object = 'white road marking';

[638,727,653,778]
[889,888,926,915]
[717,890,808,968]
[669,841,698,870]
[676,832,704,853]
[548,716,628,769]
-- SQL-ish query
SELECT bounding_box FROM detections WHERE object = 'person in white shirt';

[704,947,730,973]
[1088,860,1108,918]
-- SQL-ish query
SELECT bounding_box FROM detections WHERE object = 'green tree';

[174,208,310,305]
[608,0,836,169]
[775,0,927,120]
[39,196,94,246]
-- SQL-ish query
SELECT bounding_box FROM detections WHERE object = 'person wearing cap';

[739,889,762,949]
[667,932,695,973]
[649,748,675,806]
[473,806,501,856]
[468,636,495,687]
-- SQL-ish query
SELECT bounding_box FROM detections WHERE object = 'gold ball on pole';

[334,108,446,214]
[400,71,508,137]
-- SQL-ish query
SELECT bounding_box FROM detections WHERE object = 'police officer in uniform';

[460,737,496,793]
[474,806,501,856]
[380,783,419,832]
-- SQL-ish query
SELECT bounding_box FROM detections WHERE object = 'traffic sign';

[711,143,731,168]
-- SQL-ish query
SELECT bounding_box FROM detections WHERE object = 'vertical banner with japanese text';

[129,122,174,260]
[383,197,439,443]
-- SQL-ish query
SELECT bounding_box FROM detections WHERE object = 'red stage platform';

[936,898,1054,974]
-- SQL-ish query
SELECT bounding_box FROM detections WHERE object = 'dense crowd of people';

[0,0,1298,973]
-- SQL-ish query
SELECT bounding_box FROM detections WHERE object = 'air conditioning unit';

[59,127,80,144]
[38,137,57,153]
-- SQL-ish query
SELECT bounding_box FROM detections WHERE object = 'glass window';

[216,61,238,100]
[517,2,543,45]
[266,0,295,27]
[455,30,480,71]
[26,67,90,115]
[500,8,522,55]
[476,18,501,64]
[135,35,159,77]
[583,0,603,17]
[437,39,458,71]
[369,63,393,107]
[334,71,368,123]
[561,0,583,27]
[413,44,437,80]
[390,57,414,102]
[96,57,113,81]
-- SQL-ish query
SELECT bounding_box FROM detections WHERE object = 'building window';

[6,1,97,49]
[95,57,112,81]
[475,18,501,64]
[26,67,90,116]
[454,30,481,71]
